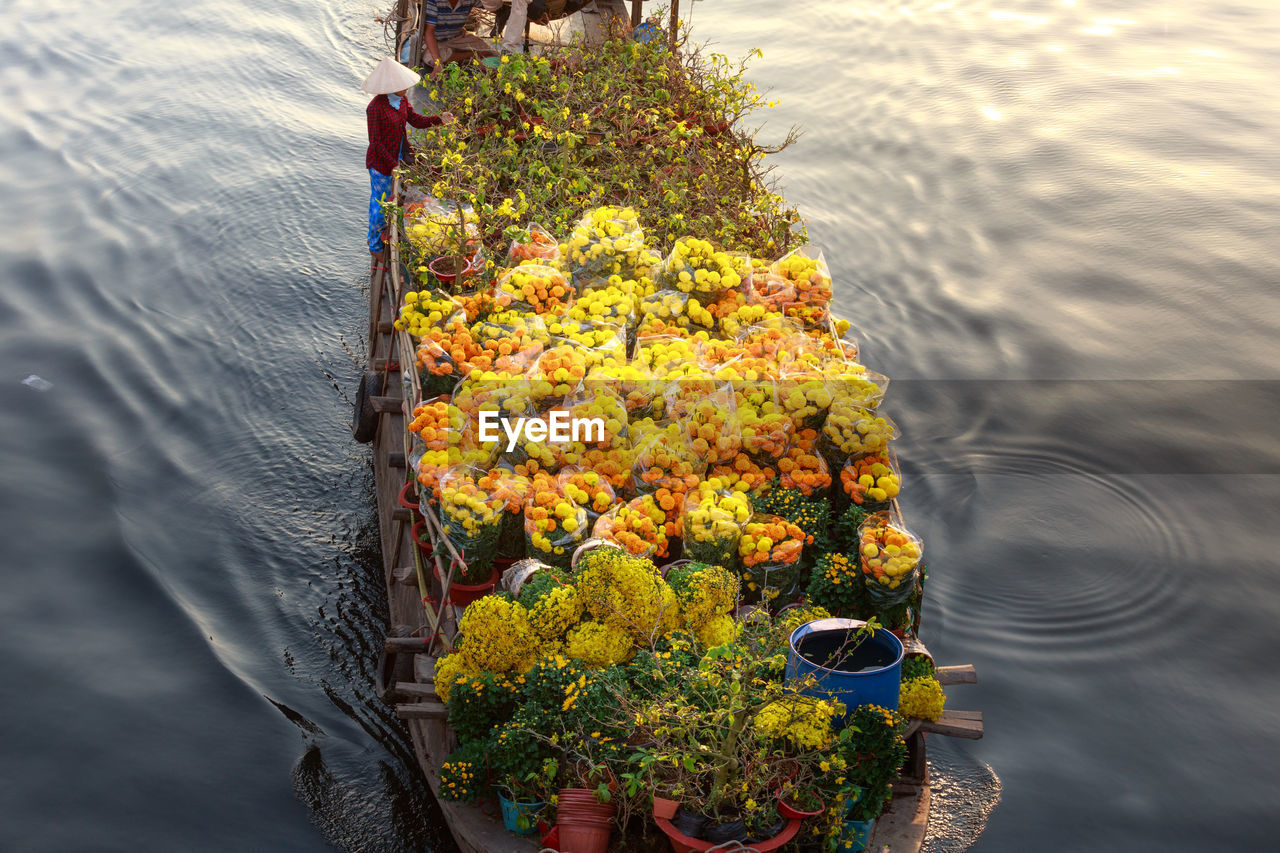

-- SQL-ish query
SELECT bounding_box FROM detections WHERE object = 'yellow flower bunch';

[529,344,590,401]
[898,676,946,722]
[668,562,739,627]
[565,285,634,327]
[524,473,589,566]
[752,696,843,750]
[593,494,668,558]
[529,584,583,641]
[638,290,716,334]
[567,206,645,280]
[709,453,778,496]
[395,289,459,337]
[557,467,617,516]
[586,360,661,418]
[858,514,922,592]
[432,650,479,704]
[736,395,792,459]
[494,263,573,315]
[823,362,889,411]
[575,548,674,639]
[635,335,705,379]
[822,402,896,457]
[544,319,627,369]
[679,393,744,464]
[694,613,739,649]
[658,237,745,298]
[456,596,536,673]
[440,468,506,538]
[779,376,835,430]
[565,621,634,668]
[840,453,901,505]
[682,479,752,566]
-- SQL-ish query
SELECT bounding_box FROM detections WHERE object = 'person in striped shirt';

[423,0,500,74]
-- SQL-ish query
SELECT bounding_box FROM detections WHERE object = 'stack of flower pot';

[556,788,615,853]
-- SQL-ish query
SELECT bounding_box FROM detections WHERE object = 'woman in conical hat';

[363,58,452,266]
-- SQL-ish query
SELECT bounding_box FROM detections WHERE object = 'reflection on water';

[1,0,1278,851]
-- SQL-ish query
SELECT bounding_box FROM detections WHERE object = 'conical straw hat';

[362,57,421,95]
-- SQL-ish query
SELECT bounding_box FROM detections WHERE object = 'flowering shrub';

[752,696,843,750]
[899,675,946,722]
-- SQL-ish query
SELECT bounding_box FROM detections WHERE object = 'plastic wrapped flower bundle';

[592,494,668,558]
[543,319,627,369]
[709,452,779,497]
[738,514,812,605]
[555,386,630,468]
[556,466,618,529]
[631,428,705,514]
[564,285,635,330]
[638,289,717,337]
[414,312,477,395]
[840,451,901,509]
[673,383,743,465]
[821,401,897,464]
[635,334,704,380]
[506,222,561,265]
[407,397,451,445]
[528,344,590,404]
[567,205,645,284]
[777,369,835,432]
[681,478,752,567]
[736,391,793,462]
[823,360,890,411]
[524,472,589,569]
[858,511,923,609]
[778,441,832,496]
[587,360,661,420]
[396,288,459,338]
[747,247,834,330]
[438,464,508,580]
[493,263,573,315]
[657,237,746,298]
[466,315,548,378]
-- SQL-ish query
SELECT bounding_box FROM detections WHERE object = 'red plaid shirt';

[365,94,443,174]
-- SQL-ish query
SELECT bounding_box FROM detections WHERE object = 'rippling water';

[1,1,1277,850]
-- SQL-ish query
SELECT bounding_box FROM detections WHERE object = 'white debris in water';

[21,375,53,391]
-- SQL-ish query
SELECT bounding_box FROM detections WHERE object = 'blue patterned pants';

[367,168,394,254]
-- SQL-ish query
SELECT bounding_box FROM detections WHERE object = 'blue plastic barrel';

[785,618,905,714]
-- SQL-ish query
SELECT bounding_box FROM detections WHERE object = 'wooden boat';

[355,3,984,851]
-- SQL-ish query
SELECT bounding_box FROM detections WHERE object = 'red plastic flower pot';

[651,797,802,853]
[410,521,434,559]
[432,564,497,608]
[776,790,825,820]
[399,481,424,521]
